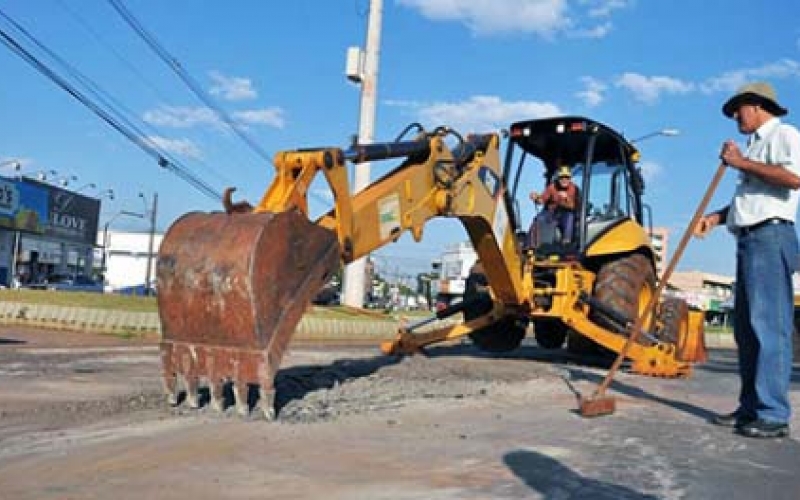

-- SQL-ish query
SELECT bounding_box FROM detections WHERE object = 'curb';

[0,301,403,341]
[0,300,736,348]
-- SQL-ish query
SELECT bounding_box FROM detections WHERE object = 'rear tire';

[568,253,655,356]
[534,320,568,349]
[464,271,527,353]
[656,297,688,344]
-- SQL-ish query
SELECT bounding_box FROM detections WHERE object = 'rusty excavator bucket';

[156,209,340,419]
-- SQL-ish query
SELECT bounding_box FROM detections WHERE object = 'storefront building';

[0,175,100,287]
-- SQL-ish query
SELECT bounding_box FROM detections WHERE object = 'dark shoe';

[711,410,755,428]
[736,419,790,439]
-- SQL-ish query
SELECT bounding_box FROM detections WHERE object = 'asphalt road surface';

[0,326,798,500]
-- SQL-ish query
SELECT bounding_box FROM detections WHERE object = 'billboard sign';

[45,185,101,245]
[0,177,49,234]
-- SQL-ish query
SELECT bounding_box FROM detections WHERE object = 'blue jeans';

[527,210,574,247]
[733,222,797,423]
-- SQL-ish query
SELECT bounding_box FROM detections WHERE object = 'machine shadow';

[503,449,658,499]
[0,337,26,345]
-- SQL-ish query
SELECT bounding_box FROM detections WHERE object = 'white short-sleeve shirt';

[727,117,800,231]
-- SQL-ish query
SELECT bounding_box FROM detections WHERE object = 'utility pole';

[143,192,158,295]
[342,0,382,308]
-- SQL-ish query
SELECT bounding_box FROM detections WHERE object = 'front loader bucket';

[156,209,340,418]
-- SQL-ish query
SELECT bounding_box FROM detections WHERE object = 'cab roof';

[508,116,638,170]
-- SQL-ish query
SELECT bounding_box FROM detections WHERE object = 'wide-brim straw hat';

[722,82,788,118]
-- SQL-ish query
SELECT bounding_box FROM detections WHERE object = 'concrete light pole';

[342,0,383,308]
[139,192,158,295]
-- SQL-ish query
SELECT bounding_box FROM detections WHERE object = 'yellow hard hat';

[557,165,572,178]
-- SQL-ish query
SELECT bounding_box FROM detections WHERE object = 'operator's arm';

[537,185,555,206]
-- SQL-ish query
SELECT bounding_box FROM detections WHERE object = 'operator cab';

[503,116,647,256]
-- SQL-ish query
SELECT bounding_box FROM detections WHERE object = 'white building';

[432,241,478,305]
[97,230,163,292]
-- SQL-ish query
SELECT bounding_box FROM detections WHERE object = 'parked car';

[114,284,157,296]
[312,284,340,306]
[45,275,104,293]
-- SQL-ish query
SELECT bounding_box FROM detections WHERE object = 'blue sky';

[1,0,799,278]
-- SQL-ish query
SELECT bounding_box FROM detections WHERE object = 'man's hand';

[529,191,542,204]
[720,140,744,169]
[694,213,721,238]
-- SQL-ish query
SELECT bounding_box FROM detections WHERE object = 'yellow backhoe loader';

[157,116,707,419]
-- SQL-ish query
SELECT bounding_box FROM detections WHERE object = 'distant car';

[312,285,340,306]
[114,284,157,296]
[45,275,104,293]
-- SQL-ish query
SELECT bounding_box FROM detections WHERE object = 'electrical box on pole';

[345,47,364,83]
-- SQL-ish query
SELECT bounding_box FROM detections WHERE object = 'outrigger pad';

[676,310,708,363]
[157,210,340,390]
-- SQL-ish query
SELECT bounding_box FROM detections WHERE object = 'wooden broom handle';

[592,162,728,397]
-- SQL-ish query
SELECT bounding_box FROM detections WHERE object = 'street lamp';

[0,159,22,172]
[56,174,78,187]
[630,128,680,144]
[139,192,158,296]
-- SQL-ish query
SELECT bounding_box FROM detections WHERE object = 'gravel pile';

[275,352,551,423]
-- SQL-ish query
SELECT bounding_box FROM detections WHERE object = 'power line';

[107,0,274,166]
[52,0,235,188]
[0,9,222,201]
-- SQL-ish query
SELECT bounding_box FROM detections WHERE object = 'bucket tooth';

[256,386,276,421]
[156,209,341,418]
[160,344,179,406]
[233,382,250,417]
[163,375,179,406]
[209,379,226,412]
[184,375,200,409]
[173,373,197,409]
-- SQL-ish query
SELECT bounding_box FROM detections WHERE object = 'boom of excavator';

[156,117,706,418]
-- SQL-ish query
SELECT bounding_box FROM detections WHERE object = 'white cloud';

[208,71,257,101]
[700,59,800,93]
[576,76,607,107]
[144,105,285,130]
[570,21,612,39]
[145,136,203,159]
[398,0,634,39]
[143,106,221,128]
[579,58,799,110]
[388,95,562,133]
[396,0,571,37]
[637,159,661,184]
[581,0,631,18]
[615,73,694,104]
[233,108,285,129]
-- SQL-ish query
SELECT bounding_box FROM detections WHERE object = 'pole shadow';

[504,449,658,499]
[0,337,26,345]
